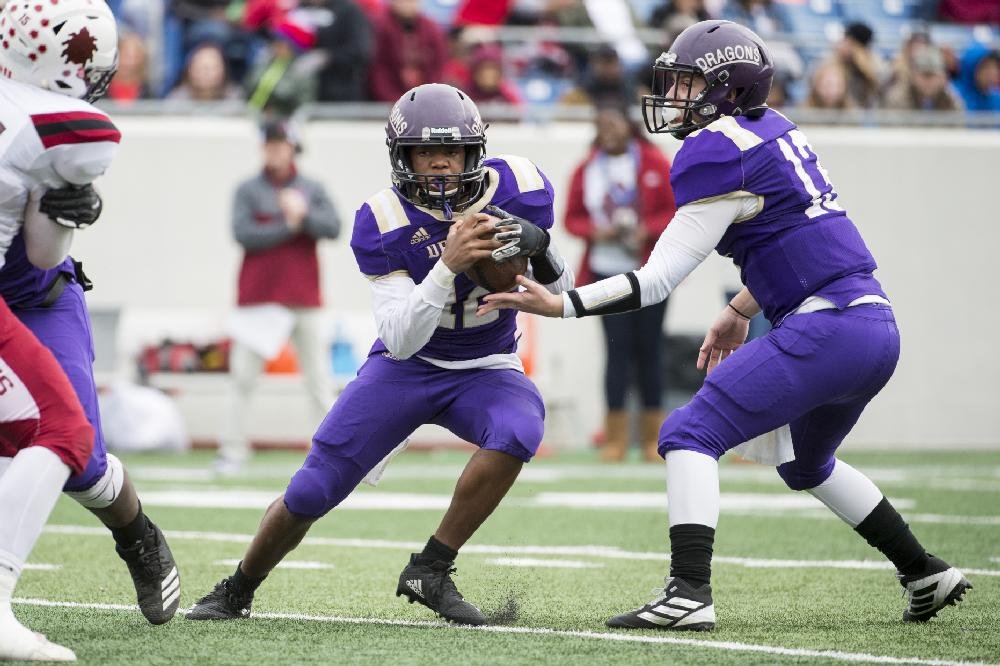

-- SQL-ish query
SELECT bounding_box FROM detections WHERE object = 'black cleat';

[396,554,487,626]
[899,555,972,622]
[606,576,715,631]
[116,519,180,625]
[186,578,254,620]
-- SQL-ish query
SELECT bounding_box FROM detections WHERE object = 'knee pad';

[776,457,836,491]
[284,459,347,519]
[65,453,124,508]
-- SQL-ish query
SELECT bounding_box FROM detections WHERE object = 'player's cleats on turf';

[606,576,715,631]
[115,520,180,625]
[396,554,487,626]
[0,613,76,662]
[898,555,971,622]
[186,578,254,620]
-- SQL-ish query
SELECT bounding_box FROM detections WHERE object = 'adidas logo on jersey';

[410,227,431,245]
[405,579,424,598]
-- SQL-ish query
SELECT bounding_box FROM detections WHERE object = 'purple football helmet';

[642,20,774,139]
[386,83,488,219]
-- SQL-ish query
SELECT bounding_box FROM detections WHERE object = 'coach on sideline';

[218,119,340,475]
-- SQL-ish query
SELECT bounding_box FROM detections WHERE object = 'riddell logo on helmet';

[695,44,761,72]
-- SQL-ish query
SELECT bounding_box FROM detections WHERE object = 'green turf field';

[12,448,1000,665]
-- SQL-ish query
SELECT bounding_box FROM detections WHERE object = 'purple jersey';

[670,109,886,323]
[0,232,75,308]
[351,155,555,361]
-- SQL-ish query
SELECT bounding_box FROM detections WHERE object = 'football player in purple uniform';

[188,83,574,625]
[480,21,970,631]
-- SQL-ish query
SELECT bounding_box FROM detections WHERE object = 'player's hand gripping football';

[477,275,563,318]
[697,305,751,373]
[441,213,502,273]
[485,205,550,262]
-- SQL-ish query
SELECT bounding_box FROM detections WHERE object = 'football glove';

[486,205,550,262]
[39,184,103,229]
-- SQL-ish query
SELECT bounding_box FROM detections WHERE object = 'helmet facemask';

[389,135,486,220]
[642,59,719,138]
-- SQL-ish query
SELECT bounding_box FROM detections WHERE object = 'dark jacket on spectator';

[564,140,676,286]
[234,169,340,307]
[368,8,448,102]
[315,0,373,101]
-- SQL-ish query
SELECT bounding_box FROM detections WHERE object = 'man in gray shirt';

[220,120,340,474]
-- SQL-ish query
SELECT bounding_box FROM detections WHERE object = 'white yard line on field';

[487,558,604,569]
[213,559,332,570]
[11,598,993,666]
[42,524,1000,577]
[23,564,60,571]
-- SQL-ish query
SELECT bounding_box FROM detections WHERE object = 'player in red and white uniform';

[0,0,141,660]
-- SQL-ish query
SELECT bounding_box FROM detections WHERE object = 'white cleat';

[0,617,76,662]
[898,555,972,622]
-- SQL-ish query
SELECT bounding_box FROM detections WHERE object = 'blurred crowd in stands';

[103,0,1000,117]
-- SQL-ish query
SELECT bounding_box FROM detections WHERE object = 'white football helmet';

[0,0,118,102]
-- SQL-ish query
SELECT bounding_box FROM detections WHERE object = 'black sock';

[418,536,458,564]
[231,562,267,594]
[669,524,715,587]
[855,497,928,576]
[110,508,149,549]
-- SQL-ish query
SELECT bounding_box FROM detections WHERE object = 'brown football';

[465,256,529,293]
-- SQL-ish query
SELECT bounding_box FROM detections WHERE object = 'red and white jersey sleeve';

[0,78,120,268]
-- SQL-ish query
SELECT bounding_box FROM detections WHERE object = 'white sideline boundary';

[11,598,993,666]
[42,524,1000,577]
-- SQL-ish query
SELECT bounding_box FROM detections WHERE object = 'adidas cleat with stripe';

[115,519,180,625]
[395,554,487,626]
[899,555,972,622]
[606,576,715,631]
[186,578,254,620]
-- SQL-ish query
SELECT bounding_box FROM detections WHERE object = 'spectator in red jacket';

[368,0,448,102]
[564,104,676,463]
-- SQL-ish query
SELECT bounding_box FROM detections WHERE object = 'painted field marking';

[487,558,604,569]
[23,564,61,571]
[43,524,1000,577]
[213,559,332,570]
[11,598,993,666]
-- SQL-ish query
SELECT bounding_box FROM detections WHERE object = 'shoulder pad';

[490,154,546,193]
[363,188,411,235]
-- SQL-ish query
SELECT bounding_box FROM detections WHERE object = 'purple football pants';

[284,353,545,518]
[14,281,107,491]
[659,304,900,490]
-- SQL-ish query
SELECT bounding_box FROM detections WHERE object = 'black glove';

[39,184,103,229]
[486,204,550,261]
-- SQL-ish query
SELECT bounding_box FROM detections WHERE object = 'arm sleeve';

[22,193,73,269]
[562,195,754,317]
[302,183,341,240]
[370,261,456,359]
[231,183,295,251]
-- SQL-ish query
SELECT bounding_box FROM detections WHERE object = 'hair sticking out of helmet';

[641,20,774,139]
[0,0,119,102]
[385,83,489,219]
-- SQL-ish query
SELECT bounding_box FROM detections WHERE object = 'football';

[465,255,529,293]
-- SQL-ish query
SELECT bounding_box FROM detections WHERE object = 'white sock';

[806,459,884,527]
[665,450,720,528]
[0,447,71,581]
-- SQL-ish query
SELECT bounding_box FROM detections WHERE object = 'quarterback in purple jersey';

[482,21,970,631]
[188,84,574,625]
